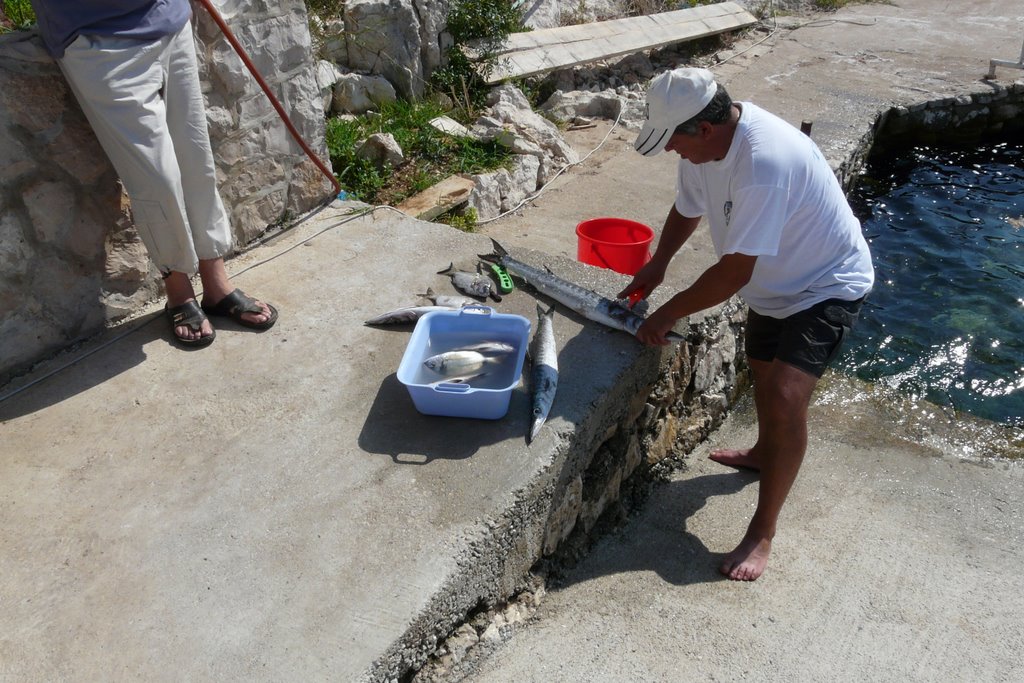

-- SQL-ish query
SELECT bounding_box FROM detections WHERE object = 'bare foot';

[709,448,762,471]
[720,533,772,581]
[167,297,214,343]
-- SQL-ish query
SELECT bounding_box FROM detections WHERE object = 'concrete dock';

[1,1,1022,681]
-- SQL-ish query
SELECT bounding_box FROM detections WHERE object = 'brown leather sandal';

[166,300,216,348]
[201,288,278,330]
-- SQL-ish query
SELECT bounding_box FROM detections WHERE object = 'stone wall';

[0,0,333,384]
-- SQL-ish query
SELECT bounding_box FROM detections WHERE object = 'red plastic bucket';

[576,217,654,275]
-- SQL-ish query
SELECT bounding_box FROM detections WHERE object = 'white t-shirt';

[674,102,874,318]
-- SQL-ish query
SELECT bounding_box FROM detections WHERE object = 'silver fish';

[423,349,496,374]
[529,304,558,443]
[458,341,515,356]
[479,239,685,343]
[430,371,489,386]
[419,287,478,309]
[364,305,456,325]
[437,262,501,302]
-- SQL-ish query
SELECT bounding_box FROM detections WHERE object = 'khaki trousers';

[59,20,231,276]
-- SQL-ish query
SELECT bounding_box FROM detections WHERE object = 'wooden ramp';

[395,176,476,221]
[481,1,758,83]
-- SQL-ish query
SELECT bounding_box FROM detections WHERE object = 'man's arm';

[636,252,757,346]
[618,205,702,300]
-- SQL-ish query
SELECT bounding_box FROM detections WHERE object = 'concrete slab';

[462,378,1024,681]
[2,0,1022,681]
[1,182,707,679]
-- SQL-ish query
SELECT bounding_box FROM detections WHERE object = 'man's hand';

[617,259,667,305]
[635,307,679,346]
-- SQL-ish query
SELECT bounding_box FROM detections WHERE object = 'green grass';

[1,0,35,31]
[325,99,512,208]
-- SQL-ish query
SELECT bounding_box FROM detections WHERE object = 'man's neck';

[711,104,741,161]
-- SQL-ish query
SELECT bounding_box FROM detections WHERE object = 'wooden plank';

[481,2,757,83]
[395,176,476,221]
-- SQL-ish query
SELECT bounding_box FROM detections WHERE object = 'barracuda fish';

[529,305,558,443]
[364,305,456,326]
[479,239,685,343]
[437,263,501,302]
[423,349,498,374]
[419,287,478,309]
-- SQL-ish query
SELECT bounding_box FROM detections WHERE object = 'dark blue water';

[840,141,1024,438]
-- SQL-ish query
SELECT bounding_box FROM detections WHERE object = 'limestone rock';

[428,115,472,138]
[541,89,627,124]
[315,59,344,111]
[485,84,580,166]
[331,72,397,115]
[499,155,541,212]
[344,0,447,99]
[356,132,405,170]
[465,171,504,221]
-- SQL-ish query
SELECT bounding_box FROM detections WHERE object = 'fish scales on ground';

[364,305,458,326]
[437,263,502,302]
[529,304,558,443]
[419,287,479,308]
[423,349,498,375]
[479,239,685,343]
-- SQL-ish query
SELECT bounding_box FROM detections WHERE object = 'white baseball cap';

[634,67,718,156]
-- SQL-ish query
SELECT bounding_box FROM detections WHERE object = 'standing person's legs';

[160,24,272,327]
[59,31,214,343]
[719,358,817,581]
[711,299,863,580]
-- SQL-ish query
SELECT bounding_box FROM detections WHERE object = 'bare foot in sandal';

[198,258,277,329]
[164,272,215,347]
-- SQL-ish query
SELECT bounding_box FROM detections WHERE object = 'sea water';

[833,141,1023,457]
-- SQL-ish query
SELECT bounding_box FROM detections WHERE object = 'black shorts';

[745,297,865,378]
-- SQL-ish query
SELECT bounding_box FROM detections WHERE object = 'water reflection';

[836,141,1023,457]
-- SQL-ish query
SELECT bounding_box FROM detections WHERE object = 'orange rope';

[194,0,343,198]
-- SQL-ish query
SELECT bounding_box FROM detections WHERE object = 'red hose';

[194,0,343,198]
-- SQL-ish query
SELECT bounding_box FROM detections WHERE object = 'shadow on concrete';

[557,470,757,588]
[0,314,160,421]
[358,373,534,463]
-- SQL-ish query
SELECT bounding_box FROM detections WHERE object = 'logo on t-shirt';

[723,200,733,226]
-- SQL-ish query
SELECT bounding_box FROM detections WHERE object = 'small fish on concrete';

[529,304,558,443]
[437,262,501,302]
[479,238,684,343]
[423,349,498,375]
[419,287,478,308]
[364,305,456,326]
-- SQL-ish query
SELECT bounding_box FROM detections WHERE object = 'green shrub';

[430,0,526,115]
[325,99,511,204]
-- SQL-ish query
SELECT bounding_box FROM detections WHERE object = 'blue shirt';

[30,0,192,58]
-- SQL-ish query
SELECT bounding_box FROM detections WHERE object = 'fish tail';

[437,262,455,275]
[478,238,507,264]
[528,415,545,443]
[420,287,436,299]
